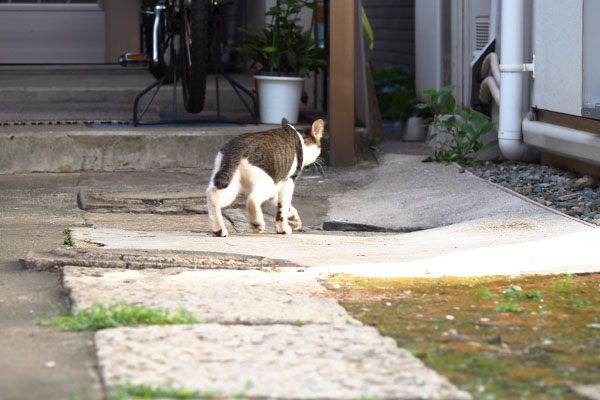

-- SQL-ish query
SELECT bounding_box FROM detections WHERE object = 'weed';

[371,67,417,124]
[524,290,541,300]
[556,273,572,293]
[477,286,496,299]
[494,301,522,313]
[110,383,220,400]
[63,228,75,248]
[37,303,199,331]
[294,320,305,327]
[502,285,542,301]
[572,299,591,307]
[418,85,497,165]
[502,285,523,298]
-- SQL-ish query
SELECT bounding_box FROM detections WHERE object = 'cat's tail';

[212,150,242,190]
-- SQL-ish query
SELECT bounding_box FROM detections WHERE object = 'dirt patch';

[324,273,600,400]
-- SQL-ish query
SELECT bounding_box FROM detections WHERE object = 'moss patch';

[325,273,600,400]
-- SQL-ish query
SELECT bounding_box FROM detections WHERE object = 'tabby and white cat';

[206,118,324,237]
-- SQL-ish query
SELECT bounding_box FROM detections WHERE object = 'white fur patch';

[207,151,223,190]
[239,158,278,201]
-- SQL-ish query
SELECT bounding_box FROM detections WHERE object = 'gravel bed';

[466,161,600,226]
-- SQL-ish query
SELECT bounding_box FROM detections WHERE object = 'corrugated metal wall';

[362,0,415,73]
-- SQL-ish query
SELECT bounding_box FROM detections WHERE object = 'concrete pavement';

[3,145,600,399]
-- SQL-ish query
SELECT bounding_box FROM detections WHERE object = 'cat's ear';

[281,118,290,127]
[311,119,324,141]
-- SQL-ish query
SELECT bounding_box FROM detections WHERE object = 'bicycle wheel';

[181,0,210,114]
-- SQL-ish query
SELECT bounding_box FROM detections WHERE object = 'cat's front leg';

[275,179,294,234]
[287,205,302,230]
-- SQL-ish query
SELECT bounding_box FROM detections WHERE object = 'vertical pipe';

[498,0,535,160]
[489,0,498,39]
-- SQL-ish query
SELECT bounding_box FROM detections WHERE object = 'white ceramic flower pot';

[254,75,305,124]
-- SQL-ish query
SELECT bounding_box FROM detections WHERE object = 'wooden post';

[329,0,355,166]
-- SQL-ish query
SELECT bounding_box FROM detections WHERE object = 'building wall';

[362,0,415,73]
[531,0,583,117]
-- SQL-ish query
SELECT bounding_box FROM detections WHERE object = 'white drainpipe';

[498,0,538,161]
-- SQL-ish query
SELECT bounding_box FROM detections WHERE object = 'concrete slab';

[78,189,204,211]
[95,324,471,400]
[70,221,600,277]
[326,154,586,231]
[22,247,301,272]
[572,384,600,400]
[62,266,354,325]
[82,212,231,233]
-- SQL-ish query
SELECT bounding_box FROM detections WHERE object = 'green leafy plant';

[63,228,75,248]
[371,67,417,123]
[494,301,522,313]
[556,273,572,293]
[109,383,220,400]
[37,303,199,332]
[417,85,497,165]
[236,0,326,77]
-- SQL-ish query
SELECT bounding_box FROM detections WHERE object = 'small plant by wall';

[417,85,498,165]
[371,67,417,124]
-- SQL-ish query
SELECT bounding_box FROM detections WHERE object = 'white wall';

[415,0,446,100]
[531,0,583,117]
[0,4,105,64]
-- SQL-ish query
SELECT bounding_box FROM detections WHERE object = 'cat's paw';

[251,222,265,233]
[276,221,292,235]
[212,228,228,237]
[288,215,302,230]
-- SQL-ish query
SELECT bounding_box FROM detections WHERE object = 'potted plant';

[237,0,327,124]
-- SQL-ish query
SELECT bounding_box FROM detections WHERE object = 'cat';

[206,118,324,237]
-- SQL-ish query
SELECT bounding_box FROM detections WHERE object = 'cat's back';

[221,126,301,183]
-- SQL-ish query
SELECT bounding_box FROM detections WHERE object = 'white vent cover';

[475,16,490,51]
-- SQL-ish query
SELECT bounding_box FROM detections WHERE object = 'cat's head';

[282,118,324,166]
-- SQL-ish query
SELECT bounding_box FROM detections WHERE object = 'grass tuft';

[63,228,75,248]
[37,303,199,331]
[109,383,220,400]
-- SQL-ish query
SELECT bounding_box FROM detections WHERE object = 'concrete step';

[0,123,274,174]
[0,66,256,120]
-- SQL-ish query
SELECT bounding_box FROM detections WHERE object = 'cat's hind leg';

[275,179,295,234]
[206,170,241,237]
[243,161,277,233]
[287,204,302,230]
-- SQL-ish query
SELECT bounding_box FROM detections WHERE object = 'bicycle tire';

[181,0,210,114]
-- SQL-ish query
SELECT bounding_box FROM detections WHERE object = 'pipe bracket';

[499,55,535,79]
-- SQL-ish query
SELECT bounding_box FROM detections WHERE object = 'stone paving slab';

[70,225,600,277]
[572,384,600,400]
[78,190,207,214]
[22,247,302,272]
[96,324,471,400]
[83,212,236,234]
[62,266,354,325]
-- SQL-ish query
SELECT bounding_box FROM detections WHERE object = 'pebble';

[467,161,600,226]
